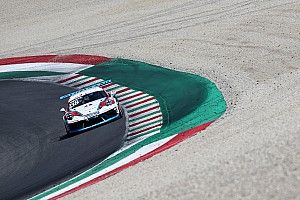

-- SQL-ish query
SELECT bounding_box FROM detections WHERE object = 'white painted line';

[0,63,92,73]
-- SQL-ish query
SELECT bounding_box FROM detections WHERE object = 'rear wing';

[59,79,112,100]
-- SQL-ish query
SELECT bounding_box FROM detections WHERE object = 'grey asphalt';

[0,80,126,200]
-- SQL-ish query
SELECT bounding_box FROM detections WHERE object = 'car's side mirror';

[110,91,116,97]
[60,108,66,113]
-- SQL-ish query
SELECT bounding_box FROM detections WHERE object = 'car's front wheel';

[64,124,71,135]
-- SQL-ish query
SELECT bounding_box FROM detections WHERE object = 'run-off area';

[0,80,126,200]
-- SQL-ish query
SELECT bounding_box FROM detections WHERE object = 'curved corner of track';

[0,55,226,199]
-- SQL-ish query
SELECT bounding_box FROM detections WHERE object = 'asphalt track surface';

[0,80,126,200]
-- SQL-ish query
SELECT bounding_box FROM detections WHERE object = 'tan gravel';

[1,0,299,199]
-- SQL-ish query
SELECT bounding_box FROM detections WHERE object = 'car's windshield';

[68,91,107,109]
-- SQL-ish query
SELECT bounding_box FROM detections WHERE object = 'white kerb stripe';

[113,87,130,94]
[76,78,106,89]
[124,96,155,107]
[60,75,87,85]
[120,94,149,104]
[128,107,161,120]
[116,89,134,97]
[126,129,160,140]
[67,77,96,87]
[118,91,144,101]
[127,103,160,115]
[104,84,120,91]
[125,99,157,112]
[128,121,162,132]
[129,115,163,128]
[128,112,162,126]
[0,63,92,73]
[56,73,79,83]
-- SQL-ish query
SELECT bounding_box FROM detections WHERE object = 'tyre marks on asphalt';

[56,73,163,139]
[1,0,286,55]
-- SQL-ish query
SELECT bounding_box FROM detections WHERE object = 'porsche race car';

[59,80,122,135]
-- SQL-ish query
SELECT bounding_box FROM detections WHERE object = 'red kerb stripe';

[125,97,155,109]
[73,77,98,88]
[129,124,162,136]
[119,92,144,102]
[57,74,82,83]
[0,55,111,65]
[129,114,162,128]
[128,105,160,118]
[116,88,130,94]
[102,83,114,89]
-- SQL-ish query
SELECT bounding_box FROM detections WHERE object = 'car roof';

[68,87,104,102]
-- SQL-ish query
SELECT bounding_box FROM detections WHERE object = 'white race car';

[60,81,122,135]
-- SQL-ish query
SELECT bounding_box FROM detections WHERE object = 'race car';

[59,80,122,135]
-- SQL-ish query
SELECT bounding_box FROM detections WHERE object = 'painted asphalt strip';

[0,63,93,73]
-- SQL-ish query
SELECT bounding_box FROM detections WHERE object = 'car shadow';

[59,131,83,141]
[59,114,123,141]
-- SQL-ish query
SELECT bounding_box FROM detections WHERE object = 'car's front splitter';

[68,113,121,134]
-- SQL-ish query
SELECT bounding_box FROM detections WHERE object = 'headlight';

[66,114,73,120]
[65,111,81,120]
[99,98,116,109]
[106,99,114,106]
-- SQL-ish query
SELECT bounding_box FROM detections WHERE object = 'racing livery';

[60,80,122,135]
